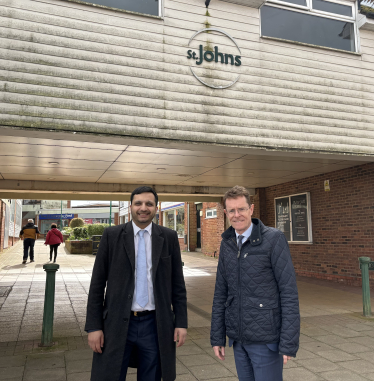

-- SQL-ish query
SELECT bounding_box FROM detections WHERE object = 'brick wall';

[201,202,225,257]
[261,162,374,286]
[178,237,187,252]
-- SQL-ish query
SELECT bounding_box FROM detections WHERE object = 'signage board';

[275,197,291,241]
[187,28,242,89]
[291,194,309,242]
[39,214,74,220]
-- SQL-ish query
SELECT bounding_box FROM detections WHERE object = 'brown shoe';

[22,260,26,264]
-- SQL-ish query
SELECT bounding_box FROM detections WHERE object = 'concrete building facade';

[0,0,374,286]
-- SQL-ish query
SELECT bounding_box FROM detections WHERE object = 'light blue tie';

[136,230,148,308]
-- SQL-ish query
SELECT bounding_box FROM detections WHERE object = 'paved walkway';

[1,241,374,380]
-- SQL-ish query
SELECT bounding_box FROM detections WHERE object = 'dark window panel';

[313,0,352,17]
[276,0,307,6]
[261,5,355,52]
[82,0,159,15]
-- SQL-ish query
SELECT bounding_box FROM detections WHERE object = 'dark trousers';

[23,239,35,261]
[49,244,59,261]
[233,342,283,381]
[119,313,161,381]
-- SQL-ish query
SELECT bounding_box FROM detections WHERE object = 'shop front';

[38,214,74,234]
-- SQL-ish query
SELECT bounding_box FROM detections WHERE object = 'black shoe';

[30,260,35,263]
[22,260,26,264]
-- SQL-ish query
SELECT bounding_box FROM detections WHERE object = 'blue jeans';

[119,313,161,381]
[233,342,283,381]
[23,239,35,261]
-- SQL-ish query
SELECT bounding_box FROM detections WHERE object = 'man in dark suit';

[85,186,188,381]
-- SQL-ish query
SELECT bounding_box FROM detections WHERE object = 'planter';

[65,240,93,254]
[62,234,70,241]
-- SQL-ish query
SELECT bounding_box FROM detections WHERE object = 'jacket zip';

[230,237,251,342]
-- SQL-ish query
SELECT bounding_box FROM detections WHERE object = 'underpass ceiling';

[0,135,371,200]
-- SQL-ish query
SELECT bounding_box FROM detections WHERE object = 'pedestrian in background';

[44,223,64,263]
[19,219,40,264]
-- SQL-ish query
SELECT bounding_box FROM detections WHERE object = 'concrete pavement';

[1,240,374,380]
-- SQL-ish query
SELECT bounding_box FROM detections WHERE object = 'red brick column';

[186,202,197,251]
[201,202,225,257]
[252,188,267,224]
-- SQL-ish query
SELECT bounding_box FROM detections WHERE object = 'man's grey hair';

[28,219,34,223]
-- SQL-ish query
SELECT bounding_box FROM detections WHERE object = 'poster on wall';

[8,200,23,237]
[274,193,312,243]
[275,197,291,241]
[291,194,309,242]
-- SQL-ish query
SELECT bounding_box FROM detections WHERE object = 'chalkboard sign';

[275,197,291,241]
[291,194,309,242]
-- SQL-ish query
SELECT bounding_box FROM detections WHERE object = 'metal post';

[40,263,60,347]
[359,257,372,317]
[109,201,112,226]
[60,200,63,230]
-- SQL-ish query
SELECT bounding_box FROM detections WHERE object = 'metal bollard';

[359,257,372,317]
[40,263,60,347]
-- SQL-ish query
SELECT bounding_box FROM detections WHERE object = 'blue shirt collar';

[235,223,253,243]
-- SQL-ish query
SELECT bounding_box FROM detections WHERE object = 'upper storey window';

[260,0,357,52]
[83,0,160,15]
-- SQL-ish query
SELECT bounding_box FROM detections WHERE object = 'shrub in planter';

[86,223,110,237]
[70,218,85,229]
[68,226,89,241]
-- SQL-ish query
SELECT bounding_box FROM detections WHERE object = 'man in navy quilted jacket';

[211,185,300,381]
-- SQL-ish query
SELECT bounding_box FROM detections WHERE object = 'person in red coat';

[44,223,64,263]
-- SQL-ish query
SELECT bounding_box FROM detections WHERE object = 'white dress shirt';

[131,221,155,311]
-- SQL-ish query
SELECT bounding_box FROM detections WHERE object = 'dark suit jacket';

[85,222,188,381]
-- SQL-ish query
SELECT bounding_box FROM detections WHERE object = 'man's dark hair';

[130,186,158,205]
[51,223,57,228]
[223,185,252,208]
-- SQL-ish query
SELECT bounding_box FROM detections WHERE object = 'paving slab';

[319,370,369,381]
[2,243,374,380]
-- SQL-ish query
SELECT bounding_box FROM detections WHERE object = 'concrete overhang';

[0,180,242,202]
[358,14,374,31]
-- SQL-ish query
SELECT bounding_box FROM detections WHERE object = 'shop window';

[275,192,313,243]
[75,0,160,16]
[206,209,217,219]
[261,0,357,52]
[163,206,185,238]
[176,207,185,238]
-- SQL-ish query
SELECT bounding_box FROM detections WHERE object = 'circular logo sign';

[187,28,241,89]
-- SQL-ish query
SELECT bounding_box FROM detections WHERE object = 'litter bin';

[92,235,102,255]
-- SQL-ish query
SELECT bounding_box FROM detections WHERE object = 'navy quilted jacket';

[210,218,300,357]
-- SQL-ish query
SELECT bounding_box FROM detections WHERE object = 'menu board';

[275,197,291,241]
[291,194,309,242]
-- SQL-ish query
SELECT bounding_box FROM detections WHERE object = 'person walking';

[44,223,64,263]
[85,186,187,381]
[211,185,300,381]
[19,219,40,264]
